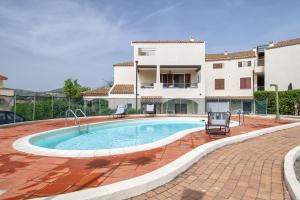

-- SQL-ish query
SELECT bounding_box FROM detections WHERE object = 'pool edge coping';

[284,144,300,200]
[13,117,227,157]
[30,121,300,200]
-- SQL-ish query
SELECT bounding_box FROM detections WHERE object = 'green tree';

[63,79,89,99]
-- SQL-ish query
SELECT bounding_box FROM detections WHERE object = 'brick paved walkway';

[132,125,300,200]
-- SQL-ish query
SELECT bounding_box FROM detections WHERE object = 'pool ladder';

[65,109,89,133]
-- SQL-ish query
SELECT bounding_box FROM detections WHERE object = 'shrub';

[254,89,300,115]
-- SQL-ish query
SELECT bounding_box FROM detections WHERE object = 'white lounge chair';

[113,105,126,118]
[145,104,156,116]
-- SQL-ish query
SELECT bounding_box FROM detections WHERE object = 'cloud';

[0,0,131,58]
[132,2,181,26]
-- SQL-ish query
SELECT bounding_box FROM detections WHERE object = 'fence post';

[98,99,101,115]
[51,95,54,119]
[68,97,71,110]
[266,98,268,115]
[13,95,17,123]
[32,95,36,121]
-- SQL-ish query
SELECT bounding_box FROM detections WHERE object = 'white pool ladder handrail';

[75,109,87,118]
[65,109,79,126]
[75,109,89,133]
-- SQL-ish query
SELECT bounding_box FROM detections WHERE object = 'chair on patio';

[205,111,231,137]
[145,104,156,116]
[112,105,126,118]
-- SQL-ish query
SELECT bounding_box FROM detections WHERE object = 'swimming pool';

[13,117,206,157]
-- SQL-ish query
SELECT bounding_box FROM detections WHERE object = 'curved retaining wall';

[284,145,300,200]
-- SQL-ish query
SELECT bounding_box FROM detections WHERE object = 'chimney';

[224,51,228,55]
[189,36,195,42]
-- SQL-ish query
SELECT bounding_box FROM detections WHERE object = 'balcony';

[162,82,198,88]
[254,66,264,74]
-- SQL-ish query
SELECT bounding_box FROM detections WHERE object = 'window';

[240,77,251,89]
[213,63,223,69]
[238,61,251,67]
[138,48,156,56]
[215,79,225,90]
[127,103,133,110]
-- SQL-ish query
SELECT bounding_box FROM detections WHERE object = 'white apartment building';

[82,37,300,114]
[0,74,15,111]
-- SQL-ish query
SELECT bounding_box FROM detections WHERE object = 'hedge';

[254,89,300,115]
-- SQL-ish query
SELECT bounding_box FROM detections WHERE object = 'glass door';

[174,74,184,88]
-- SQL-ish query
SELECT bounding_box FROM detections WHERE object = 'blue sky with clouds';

[0,0,300,91]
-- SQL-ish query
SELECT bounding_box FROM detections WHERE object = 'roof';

[0,74,8,80]
[206,96,254,100]
[113,61,134,67]
[81,87,110,96]
[267,37,300,49]
[141,96,162,103]
[132,40,204,44]
[205,50,256,61]
[110,84,134,94]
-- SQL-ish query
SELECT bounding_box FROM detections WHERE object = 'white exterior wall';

[133,43,205,66]
[133,42,205,99]
[113,66,135,85]
[205,57,256,97]
[265,45,300,91]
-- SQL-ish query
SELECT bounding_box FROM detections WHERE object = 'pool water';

[31,118,205,150]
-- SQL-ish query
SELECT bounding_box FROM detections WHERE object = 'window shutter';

[240,77,251,89]
[215,79,225,90]
[185,74,191,88]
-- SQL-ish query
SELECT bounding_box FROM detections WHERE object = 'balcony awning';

[141,96,162,103]
[137,65,201,71]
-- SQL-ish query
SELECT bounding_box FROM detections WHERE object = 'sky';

[0,0,300,91]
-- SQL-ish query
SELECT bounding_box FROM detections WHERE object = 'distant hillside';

[15,88,65,97]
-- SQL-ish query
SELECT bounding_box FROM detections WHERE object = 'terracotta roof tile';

[205,50,256,61]
[113,61,134,67]
[110,84,134,94]
[267,37,300,49]
[0,74,8,80]
[132,40,204,44]
[81,87,110,96]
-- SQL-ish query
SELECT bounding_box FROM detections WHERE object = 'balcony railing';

[0,88,15,96]
[140,83,154,89]
[162,82,198,88]
[255,86,265,91]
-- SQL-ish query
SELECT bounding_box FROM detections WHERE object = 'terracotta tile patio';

[0,116,292,200]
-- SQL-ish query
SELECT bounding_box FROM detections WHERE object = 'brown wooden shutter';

[185,74,191,88]
[215,79,224,90]
[240,77,251,89]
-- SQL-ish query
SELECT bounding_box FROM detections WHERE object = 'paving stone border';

[284,144,300,200]
[31,121,300,200]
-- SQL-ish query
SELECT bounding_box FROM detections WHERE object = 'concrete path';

[132,126,300,200]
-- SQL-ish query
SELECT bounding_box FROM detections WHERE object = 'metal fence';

[0,95,269,124]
